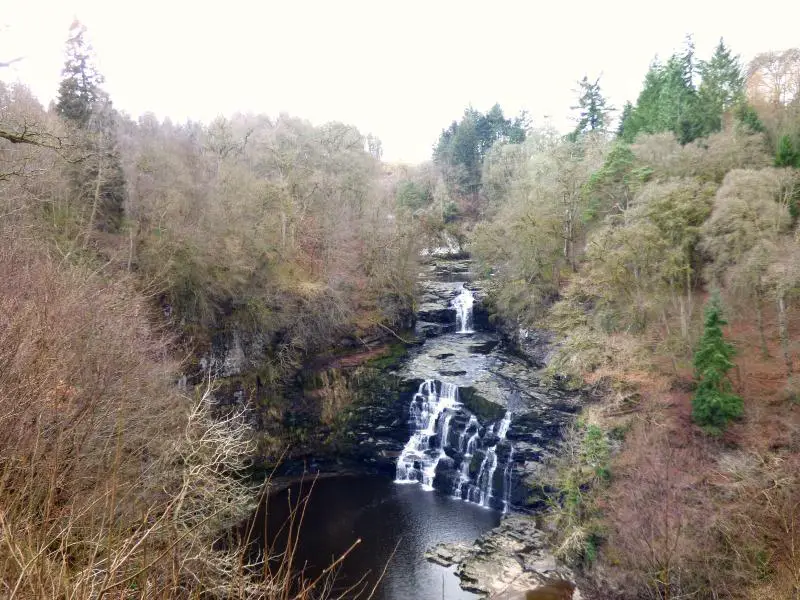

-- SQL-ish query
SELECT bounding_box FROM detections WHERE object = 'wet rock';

[415,322,450,338]
[425,542,472,567]
[468,340,499,354]
[417,305,455,324]
[459,387,506,423]
[439,369,467,377]
[451,516,578,597]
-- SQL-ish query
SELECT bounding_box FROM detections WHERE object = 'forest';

[1,18,800,600]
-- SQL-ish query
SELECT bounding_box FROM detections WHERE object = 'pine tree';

[619,37,708,145]
[692,296,743,433]
[697,39,745,135]
[56,21,106,127]
[56,21,126,233]
[617,101,635,140]
[776,134,800,168]
[570,76,613,139]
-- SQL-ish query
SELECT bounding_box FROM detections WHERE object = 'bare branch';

[0,57,23,68]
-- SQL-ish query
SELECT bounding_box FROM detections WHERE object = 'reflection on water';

[251,475,500,600]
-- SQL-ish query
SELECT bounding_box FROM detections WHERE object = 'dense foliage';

[0,22,420,598]
[463,36,800,600]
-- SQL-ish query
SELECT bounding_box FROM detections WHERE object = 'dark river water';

[254,475,500,600]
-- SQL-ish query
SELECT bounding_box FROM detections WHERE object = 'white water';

[395,379,514,510]
[452,415,479,498]
[395,380,460,490]
[466,412,512,508]
[502,445,515,514]
[451,286,474,334]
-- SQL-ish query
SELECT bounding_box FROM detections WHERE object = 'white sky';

[2,0,799,163]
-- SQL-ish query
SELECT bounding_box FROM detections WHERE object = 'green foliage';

[55,21,106,126]
[697,38,745,134]
[396,180,431,211]
[434,104,527,198]
[55,20,126,233]
[621,37,745,145]
[544,421,611,566]
[583,424,612,481]
[570,76,614,139]
[617,101,635,140]
[691,296,743,433]
[583,142,648,219]
[585,178,715,331]
[775,134,800,168]
[735,102,766,134]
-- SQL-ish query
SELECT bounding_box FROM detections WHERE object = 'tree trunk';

[778,293,793,376]
[85,161,103,247]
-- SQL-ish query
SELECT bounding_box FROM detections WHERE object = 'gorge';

[253,250,582,598]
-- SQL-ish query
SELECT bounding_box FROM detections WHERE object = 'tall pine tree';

[692,296,743,433]
[697,39,745,135]
[618,36,708,144]
[570,76,613,140]
[56,21,126,233]
[56,21,106,127]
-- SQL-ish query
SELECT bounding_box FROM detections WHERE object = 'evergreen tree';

[433,104,526,200]
[570,76,613,139]
[56,21,126,233]
[697,39,745,135]
[56,21,106,127]
[619,37,707,145]
[735,102,766,133]
[617,101,634,140]
[775,134,800,167]
[692,296,743,433]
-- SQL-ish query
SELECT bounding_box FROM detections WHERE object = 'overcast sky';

[2,0,799,163]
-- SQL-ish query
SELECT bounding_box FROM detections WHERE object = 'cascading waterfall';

[452,415,479,498]
[395,380,515,511]
[464,412,512,508]
[395,380,459,490]
[457,415,478,453]
[451,285,474,334]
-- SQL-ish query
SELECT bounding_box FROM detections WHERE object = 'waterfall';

[458,415,478,453]
[451,285,474,334]
[452,416,479,498]
[395,380,460,490]
[396,382,515,511]
[502,446,514,514]
[463,412,512,508]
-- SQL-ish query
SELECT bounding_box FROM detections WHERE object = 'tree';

[619,38,708,145]
[570,76,613,139]
[56,21,106,127]
[701,168,795,353]
[583,142,646,218]
[433,104,527,204]
[775,134,800,167]
[366,133,383,160]
[55,21,126,234]
[697,39,745,135]
[692,295,743,433]
[617,101,634,140]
